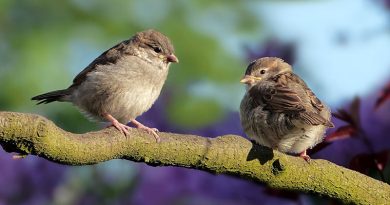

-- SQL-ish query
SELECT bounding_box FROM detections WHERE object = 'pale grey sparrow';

[32,29,178,142]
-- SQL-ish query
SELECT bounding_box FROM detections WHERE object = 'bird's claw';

[131,119,160,143]
[111,121,131,136]
[136,125,160,143]
[104,113,131,136]
[299,150,311,163]
[300,155,311,162]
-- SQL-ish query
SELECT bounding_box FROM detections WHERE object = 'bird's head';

[240,57,292,88]
[132,29,179,68]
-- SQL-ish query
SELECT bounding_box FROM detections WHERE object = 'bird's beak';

[166,54,179,63]
[240,75,261,84]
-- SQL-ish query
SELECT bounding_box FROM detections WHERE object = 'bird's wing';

[285,73,333,127]
[299,111,334,127]
[286,72,325,111]
[70,40,131,88]
[249,82,332,127]
[249,83,305,112]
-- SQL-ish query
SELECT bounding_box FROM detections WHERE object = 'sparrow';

[239,57,333,161]
[32,29,178,142]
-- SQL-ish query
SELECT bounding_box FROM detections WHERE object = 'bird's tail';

[31,89,71,104]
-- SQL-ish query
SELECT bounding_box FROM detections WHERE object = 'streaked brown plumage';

[239,57,333,161]
[32,29,178,141]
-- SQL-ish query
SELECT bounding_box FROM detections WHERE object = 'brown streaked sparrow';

[239,57,333,161]
[32,29,178,142]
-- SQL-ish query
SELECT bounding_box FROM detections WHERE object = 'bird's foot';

[299,150,311,162]
[104,114,131,136]
[131,119,160,143]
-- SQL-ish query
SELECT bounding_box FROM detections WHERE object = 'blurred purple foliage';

[0,154,65,205]
[314,83,390,182]
[131,165,296,205]
[379,0,390,10]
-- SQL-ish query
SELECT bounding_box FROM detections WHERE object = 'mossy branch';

[0,111,389,204]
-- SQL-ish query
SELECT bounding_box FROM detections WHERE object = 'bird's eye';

[153,46,162,53]
[260,70,266,74]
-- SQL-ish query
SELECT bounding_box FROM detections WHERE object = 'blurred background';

[1,0,390,204]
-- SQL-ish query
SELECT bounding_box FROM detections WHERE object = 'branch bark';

[0,111,389,204]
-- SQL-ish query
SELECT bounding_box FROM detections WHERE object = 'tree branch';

[0,111,389,204]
